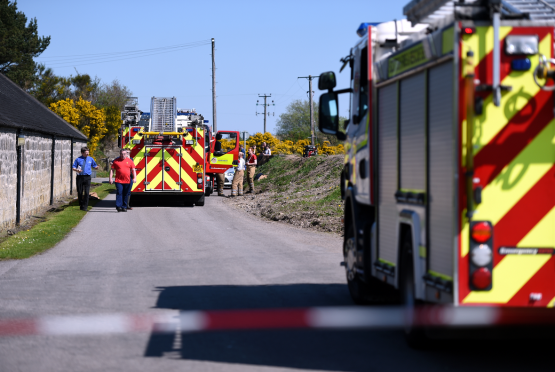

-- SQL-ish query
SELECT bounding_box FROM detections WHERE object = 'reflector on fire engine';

[505,35,538,55]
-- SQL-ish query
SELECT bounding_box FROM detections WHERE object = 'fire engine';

[120,97,240,205]
[318,0,555,343]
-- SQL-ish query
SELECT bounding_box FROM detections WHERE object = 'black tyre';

[400,235,429,348]
[195,194,205,206]
[344,218,385,305]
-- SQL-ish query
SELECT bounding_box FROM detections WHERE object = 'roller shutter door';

[428,62,455,276]
[400,73,426,192]
[378,84,398,264]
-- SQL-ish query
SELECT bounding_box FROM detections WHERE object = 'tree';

[275,99,346,146]
[94,79,133,140]
[275,99,316,143]
[94,79,132,110]
[49,97,107,154]
[0,0,50,89]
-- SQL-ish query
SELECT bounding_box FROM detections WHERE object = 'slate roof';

[0,73,87,140]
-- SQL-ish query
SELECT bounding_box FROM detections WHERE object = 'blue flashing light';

[204,120,209,123]
[186,128,193,132]
[132,128,140,132]
[511,58,531,71]
[356,22,381,37]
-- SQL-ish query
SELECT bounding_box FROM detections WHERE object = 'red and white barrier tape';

[0,306,553,337]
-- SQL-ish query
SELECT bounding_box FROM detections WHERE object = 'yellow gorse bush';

[50,97,107,154]
[242,132,343,156]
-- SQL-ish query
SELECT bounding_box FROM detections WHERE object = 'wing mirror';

[318,92,339,136]
[318,71,337,90]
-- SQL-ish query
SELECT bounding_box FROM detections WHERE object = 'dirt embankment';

[223,155,344,235]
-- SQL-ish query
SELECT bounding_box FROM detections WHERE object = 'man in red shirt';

[109,149,137,212]
[246,147,257,194]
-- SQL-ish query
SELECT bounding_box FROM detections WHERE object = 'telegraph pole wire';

[256,94,274,133]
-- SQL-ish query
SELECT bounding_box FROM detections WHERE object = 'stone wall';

[0,127,87,230]
[0,129,17,230]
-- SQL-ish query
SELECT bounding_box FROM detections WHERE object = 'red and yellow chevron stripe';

[122,127,205,194]
[458,26,555,307]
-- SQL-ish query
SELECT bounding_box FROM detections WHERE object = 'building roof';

[0,73,87,140]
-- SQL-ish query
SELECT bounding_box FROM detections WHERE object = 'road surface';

[0,190,552,371]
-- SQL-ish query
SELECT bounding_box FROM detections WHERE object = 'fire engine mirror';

[318,71,337,91]
[318,92,339,135]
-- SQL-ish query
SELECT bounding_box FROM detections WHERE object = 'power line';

[36,41,211,68]
[37,40,210,60]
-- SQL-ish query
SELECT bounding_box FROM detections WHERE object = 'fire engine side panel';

[399,73,426,192]
[378,83,398,265]
[428,61,455,277]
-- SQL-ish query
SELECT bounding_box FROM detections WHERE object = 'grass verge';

[95,171,110,177]
[0,183,115,260]
[230,155,345,234]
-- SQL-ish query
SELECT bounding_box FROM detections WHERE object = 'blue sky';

[19,0,408,135]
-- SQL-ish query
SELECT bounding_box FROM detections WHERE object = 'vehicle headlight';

[471,244,493,267]
[505,35,538,55]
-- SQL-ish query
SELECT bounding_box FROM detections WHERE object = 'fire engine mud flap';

[344,187,374,282]
[397,209,426,301]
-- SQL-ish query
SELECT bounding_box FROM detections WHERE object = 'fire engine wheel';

[400,236,429,349]
[344,221,376,305]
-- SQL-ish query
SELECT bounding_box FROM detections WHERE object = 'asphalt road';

[0,190,553,371]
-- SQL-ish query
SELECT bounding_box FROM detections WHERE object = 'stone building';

[0,73,88,230]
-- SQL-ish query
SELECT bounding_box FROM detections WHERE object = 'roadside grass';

[0,183,115,260]
[241,155,344,232]
[95,171,110,177]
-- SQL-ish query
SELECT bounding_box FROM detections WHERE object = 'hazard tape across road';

[0,306,554,337]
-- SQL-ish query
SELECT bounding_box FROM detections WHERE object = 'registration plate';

[193,164,203,172]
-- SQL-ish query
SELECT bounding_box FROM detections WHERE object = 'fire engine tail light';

[471,244,492,267]
[197,173,203,188]
[469,221,494,291]
[471,267,492,290]
[471,221,492,243]
[462,27,475,35]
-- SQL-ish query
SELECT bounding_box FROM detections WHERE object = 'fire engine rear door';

[162,147,182,191]
[144,147,182,191]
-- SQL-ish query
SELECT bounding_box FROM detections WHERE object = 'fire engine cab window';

[217,133,237,154]
[358,47,368,120]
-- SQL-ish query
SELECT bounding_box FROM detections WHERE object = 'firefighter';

[246,147,257,194]
[216,172,225,196]
[231,152,245,196]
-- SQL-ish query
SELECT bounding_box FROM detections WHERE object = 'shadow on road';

[143,284,553,371]
[131,195,198,208]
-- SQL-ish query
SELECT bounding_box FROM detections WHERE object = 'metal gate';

[144,147,182,191]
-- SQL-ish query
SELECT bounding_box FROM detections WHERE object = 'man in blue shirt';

[72,146,99,211]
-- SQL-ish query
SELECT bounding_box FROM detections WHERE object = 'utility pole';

[298,75,318,146]
[211,38,217,133]
[255,94,274,133]
[241,131,249,152]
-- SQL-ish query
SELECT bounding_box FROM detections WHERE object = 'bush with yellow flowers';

[50,97,107,154]
[239,132,344,156]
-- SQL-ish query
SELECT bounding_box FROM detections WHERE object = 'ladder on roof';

[150,97,177,133]
[404,0,555,26]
